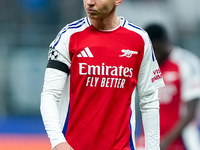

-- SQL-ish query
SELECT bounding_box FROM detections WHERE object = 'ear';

[115,0,123,6]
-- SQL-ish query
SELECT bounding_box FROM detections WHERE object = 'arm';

[140,90,160,150]
[40,68,73,150]
[160,98,198,150]
[41,23,74,149]
[137,32,164,150]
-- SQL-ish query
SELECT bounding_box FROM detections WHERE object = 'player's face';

[83,0,122,19]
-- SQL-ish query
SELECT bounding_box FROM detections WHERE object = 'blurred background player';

[143,24,200,150]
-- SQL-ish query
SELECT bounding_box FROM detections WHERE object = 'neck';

[89,11,120,30]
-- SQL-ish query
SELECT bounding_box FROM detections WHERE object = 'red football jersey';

[46,17,164,150]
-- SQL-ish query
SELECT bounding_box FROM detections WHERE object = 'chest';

[69,27,145,74]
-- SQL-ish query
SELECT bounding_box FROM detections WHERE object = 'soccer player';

[144,24,200,150]
[40,0,164,150]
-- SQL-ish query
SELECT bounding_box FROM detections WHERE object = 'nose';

[86,0,95,6]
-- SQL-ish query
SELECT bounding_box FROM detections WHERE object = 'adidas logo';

[77,47,94,58]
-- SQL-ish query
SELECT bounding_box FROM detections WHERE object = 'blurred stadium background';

[0,0,200,149]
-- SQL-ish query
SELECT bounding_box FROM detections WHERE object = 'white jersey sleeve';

[170,47,200,102]
[48,18,89,68]
[137,34,165,100]
[40,68,69,148]
[140,90,160,150]
[48,25,71,68]
[40,24,72,149]
[137,32,164,150]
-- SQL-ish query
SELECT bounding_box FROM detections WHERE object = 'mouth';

[86,8,97,14]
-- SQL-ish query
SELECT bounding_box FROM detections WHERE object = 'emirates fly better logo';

[77,47,134,89]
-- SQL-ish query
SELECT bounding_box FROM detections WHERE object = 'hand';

[53,142,74,150]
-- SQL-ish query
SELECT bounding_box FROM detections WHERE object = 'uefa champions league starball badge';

[48,49,59,60]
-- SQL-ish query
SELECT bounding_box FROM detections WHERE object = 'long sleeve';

[135,31,163,150]
[41,24,71,149]
[40,68,68,149]
[140,90,160,150]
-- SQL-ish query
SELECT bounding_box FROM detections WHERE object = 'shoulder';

[50,17,91,48]
[121,18,148,40]
[60,17,91,35]
[170,46,200,76]
[170,46,200,66]
[67,17,91,29]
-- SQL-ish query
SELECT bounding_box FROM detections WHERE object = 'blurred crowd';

[0,0,84,116]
